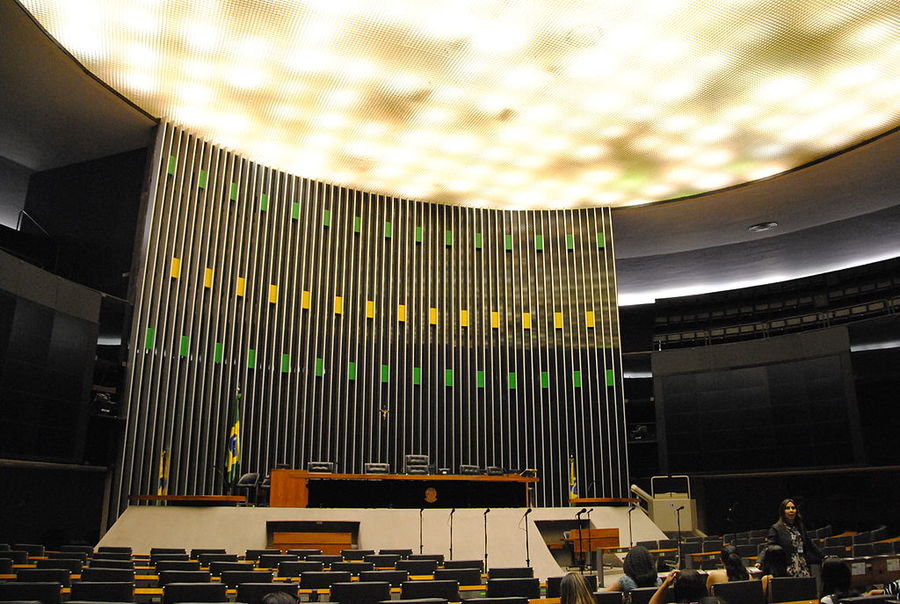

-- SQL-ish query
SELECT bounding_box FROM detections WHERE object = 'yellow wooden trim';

[203,268,213,288]
[236,277,246,297]
[366,300,375,319]
[334,296,343,314]
[554,312,563,329]
[522,312,532,329]
[170,257,181,279]
[491,311,501,329]
[398,304,407,322]
[429,307,438,325]
[460,309,469,327]
[585,310,596,328]
[269,284,278,304]
[301,290,311,309]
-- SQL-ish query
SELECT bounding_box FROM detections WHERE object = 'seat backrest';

[307,554,343,566]
[736,544,758,558]
[839,597,892,603]
[852,544,874,557]
[190,548,226,559]
[36,559,82,573]
[0,557,13,574]
[381,599,448,604]
[358,570,409,587]
[152,553,191,564]
[286,549,322,558]
[395,559,437,574]
[15,545,45,557]
[16,569,71,588]
[330,581,391,604]
[162,581,226,604]
[341,550,376,561]
[628,586,659,604]
[378,549,413,558]
[408,554,444,564]
[545,575,597,597]
[278,560,325,577]
[852,532,872,545]
[156,560,201,572]
[236,582,299,604]
[400,580,460,601]
[364,554,401,567]
[593,592,624,604]
[97,547,132,555]
[88,559,134,569]
[91,552,132,561]
[769,576,817,603]
[485,578,540,599]
[47,552,88,562]
[300,570,353,589]
[331,561,375,575]
[61,545,95,555]
[209,561,255,576]
[258,554,298,569]
[198,553,238,566]
[636,540,658,550]
[464,597,529,604]
[712,579,765,604]
[219,570,273,588]
[873,542,893,555]
[870,527,889,542]
[488,568,533,579]
[151,548,187,556]
[245,549,280,562]
[0,581,62,604]
[70,581,134,602]
[157,570,211,586]
[441,559,484,571]
[433,568,481,586]
[80,567,135,583]
[6,550,30,564]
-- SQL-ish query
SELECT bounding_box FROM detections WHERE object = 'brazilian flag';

[225,387,242,488]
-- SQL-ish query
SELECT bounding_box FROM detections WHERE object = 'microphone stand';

[522,508,533,567]
[419,508,424,555]
[585,509,594,570]
[675,505,684,568]
[483,508,491,571]
[449,508,456,560]
[627,503,636,547]
[575,508,586,572]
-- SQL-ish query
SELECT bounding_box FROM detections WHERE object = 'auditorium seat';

[162,582,227,604]
[14,545,44,557]
[87,559,133,570]
[378,549,413,558]
[236,582,299,604]
[712,579,764,604]
[307,555,343,566]
[768,577,817,603]
[80,568,134,583]
[487,568,533,579]
[433,568,481,586]
[400,580,459,601]
[69,581,134,602]
[198,553,238,566]
[364,554,400,567]
[245,549,280,562]
[485,578,540,599]
[330,581,391,604]
[151,554,190,564]
[838,597,892,604]
[853,544,875,557]
[156,560,201,572]
[278,561,325,577]
[60,545,94,555]
[441,559,483,571]
[219,570,274,588]
[464,597,529,604]
[870,526,889,542]
[91,552,132,561]
[97,547,132,555]
[46,552,87,562]
[341,550,375,561]
[190,548,226,559]
[157,570,211,587]
[300,571,353,590]
[0,557,13,573]
[636,540,658,550]
[380,598,448,604]
[873,542,893,555]
[331,561,375,575]
[358,570,408,587]
[853,532,872,544]
[395,560,437,574]
[15,569,71,588]
[628,586,658,604]
[5,551,30,564]
[35,559,82,573]
[677,542,702,568]
[0,582,62,604]
[151,548,187,556]
[258,554,298,569]
[209,561,255,576]
[286,549,322,558]
[593,592,624,604]
[408,554,444,564]
[545,575,597,597]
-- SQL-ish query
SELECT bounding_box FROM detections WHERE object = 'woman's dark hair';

[560,571,595,604]
[674,569,708,602]
[761,545,789,578]
[260,592,299,604]
[820,557,855,599]
[623,545,658,587]
[776,498,804,528]
[720,545,749,581]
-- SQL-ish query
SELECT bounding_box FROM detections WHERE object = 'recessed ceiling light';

[748,221,779,232]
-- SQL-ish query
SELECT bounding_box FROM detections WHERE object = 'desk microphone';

[484,508,491,515]
[522,508,533,518]
[575,508,587,516]
[676,506,685,511]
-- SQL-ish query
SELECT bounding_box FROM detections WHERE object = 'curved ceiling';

[17,0,900,211]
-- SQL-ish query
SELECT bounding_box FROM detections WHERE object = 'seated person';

[759,544,790,596]
[649,569,708,604]
[560,572,596,604]
[706,545,749,591]
[820,557,859,604]
[606,546,661,592]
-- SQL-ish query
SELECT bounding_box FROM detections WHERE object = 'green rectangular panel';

[444,369,454,387]
[573,370,583,388]
[167,155,176,175]
[445,230,453,246]
[354,216,362,233]
[214,342,223,363]
[247,348,256,369]
[384,221,392,238]
[144,327,155,350]
[281,353,290,373]
[566,234,575,250]
[535,235,544,251]
[315,357,324,377]
[381,364,390,383]
[596,232,606,248]
[323,209,331,227]
[508,372,517,389]
[198,170,208,189]
[229,182,238,200]
[415,226,423,243]
[504,234,513,250]
[348,361,357,380]
[541,371,550,389]
[412,367,422,385]
[475,232,483,249]
[606,369,615,386]
[291,202,300,220]
[476,370,485,388]
[260,193,269,211]
[179,336,189,357]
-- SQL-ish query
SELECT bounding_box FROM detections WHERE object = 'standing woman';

[764,498,822,577]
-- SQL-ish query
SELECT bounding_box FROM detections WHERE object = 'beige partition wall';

[113,122,626,515]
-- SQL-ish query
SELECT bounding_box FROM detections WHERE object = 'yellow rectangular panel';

[366,300,375,318]
[522,312,532,329]
[429,307,438,325]
[398,304,407,322]
[269,284,278,304]
[585,310,596,328]
[334,296,343,314]
[203,268,213,288]
[170,257,181,279]
[301,290,311,309]
[491,312,501,328]
[554,312,564,329]
[460,309,469,327]
[236,277,246,297]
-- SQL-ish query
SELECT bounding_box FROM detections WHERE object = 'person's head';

[820,557,852,597]
[260,592,299,604]
[560,571,595,604]
[777,498,801,526]
[720,545,749,581]
[673,569,708,602]
[761,545,789,577]
[623,545,658,587]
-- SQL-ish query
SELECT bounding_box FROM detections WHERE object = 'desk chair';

[80,567,134,583]
[400,580,460,602]
[198,553,238,566]
[487,568,533,579]
[378,549,413,558]
[245,549,280,562]
[151,548,187,556]
[278,561,324,577]
[191,548,226,559]
[151,554,190,564]
[768,576,817,603]
[258,554,298,569]
[330,581,391,604]
[464,598,529,604]
[408,554,444,564]
[395,560,437,574]
[308,555,343,566]
[287,549,322,559]
[712,579,764,604]
[358,570,408,587]
[442,559,483,571]
[219,570,273,588]
[628,586,659,604]
[162,582,226,604]
[300,571,353,590]
[364,554,400,567]
[60,545,94,555]
[97,547,132,555]
[341,550,375,561]
[236,582,299,604]
[14,545,44,557]
[0,581,62,604]
[15,569,71,588]
[209,561,255,576]
[70,581,134,602]
[46,552,87,562]
[35,559,82,573]
[593,592,624,604]
[88,559,134,570]
[485,578,540,599]
[157,570,211,586]
[0,557,13,574]
[5,551,29,564]
[545,575,597,597]
[433,568,481,586]
[156,560,201,572]
[331,562,374,575]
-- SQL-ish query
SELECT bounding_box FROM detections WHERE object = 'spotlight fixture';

[748,221,778,233]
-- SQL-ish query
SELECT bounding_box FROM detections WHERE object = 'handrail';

[16,210,50,236]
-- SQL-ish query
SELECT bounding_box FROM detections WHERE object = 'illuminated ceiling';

[19,0,900,210]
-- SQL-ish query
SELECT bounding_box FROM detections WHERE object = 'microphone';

[484,508,491,515]
[676,506,685,511]
[575,508,587,516]
[586,508,594,514]
[450,508,456,515]
[522,508,533,519]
